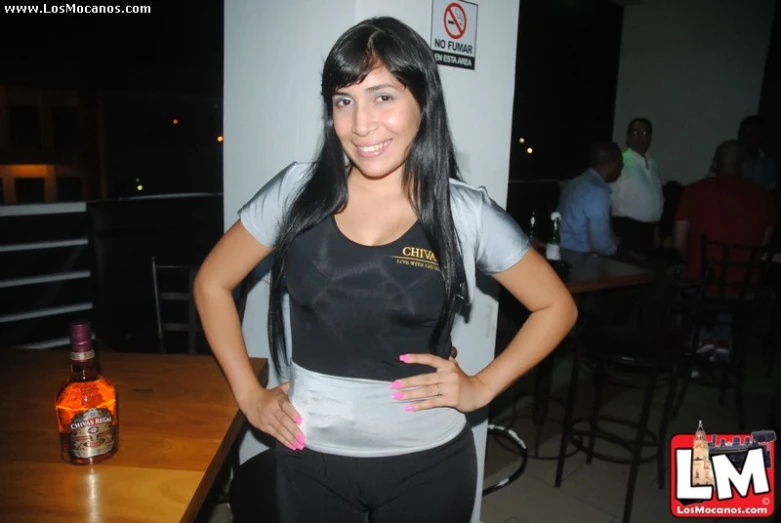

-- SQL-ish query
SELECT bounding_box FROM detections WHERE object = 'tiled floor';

[203,338,778,523]
[480,340,779,523]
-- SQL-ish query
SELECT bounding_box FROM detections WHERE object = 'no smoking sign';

[431,0,478,70]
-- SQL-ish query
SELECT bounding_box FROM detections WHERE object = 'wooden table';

[561,249,659,294]
[0,349,266,523]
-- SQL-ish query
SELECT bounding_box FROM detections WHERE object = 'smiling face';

[331,66,422,182]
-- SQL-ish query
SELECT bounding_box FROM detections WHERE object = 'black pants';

[275,426,477,523]
[612,216,657,259]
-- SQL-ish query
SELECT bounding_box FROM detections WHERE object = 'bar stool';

[554,274,683,523]
[672,236,776,430]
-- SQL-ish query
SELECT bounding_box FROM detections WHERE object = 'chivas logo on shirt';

[393,247,440,271]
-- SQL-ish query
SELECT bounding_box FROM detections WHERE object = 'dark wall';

[509,0,624,181]
[759,0,781,162]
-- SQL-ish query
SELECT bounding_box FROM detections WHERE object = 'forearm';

[474,302,577,403]
[589,224,618,256]
[194,281,264,401]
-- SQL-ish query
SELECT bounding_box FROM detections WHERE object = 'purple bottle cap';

[70,320,93,352]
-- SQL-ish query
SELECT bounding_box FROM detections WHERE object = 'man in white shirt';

[610,117,663,258]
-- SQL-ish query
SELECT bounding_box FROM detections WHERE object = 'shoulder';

[572,172,605,196]
[246,162,314,207]
[448,177,496,214]
[679,178,717,207]
[447,177,510,237]
[275,161,315,193]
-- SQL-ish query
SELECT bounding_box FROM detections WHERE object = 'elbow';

[192,269,208,311]
[192,266,224,311]
[562,294,579,331]
[569,299,579,329]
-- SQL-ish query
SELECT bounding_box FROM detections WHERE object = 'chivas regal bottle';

[55,320,119,465]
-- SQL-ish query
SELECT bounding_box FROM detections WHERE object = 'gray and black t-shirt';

[239,162,530,457]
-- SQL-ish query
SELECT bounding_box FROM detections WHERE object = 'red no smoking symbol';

[444,2,467,40]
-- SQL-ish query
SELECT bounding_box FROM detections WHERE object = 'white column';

[224,2,519,521]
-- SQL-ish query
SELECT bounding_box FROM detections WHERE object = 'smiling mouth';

[356,140,391,155]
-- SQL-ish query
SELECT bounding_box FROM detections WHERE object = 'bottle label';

[546,244,561,261]
[70,350,95,361]
[69,407,115,459]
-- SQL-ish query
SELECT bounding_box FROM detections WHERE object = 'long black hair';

[268,17,465,376]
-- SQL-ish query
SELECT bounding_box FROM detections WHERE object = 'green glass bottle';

[545,211,561,261]
[528,209,537,240]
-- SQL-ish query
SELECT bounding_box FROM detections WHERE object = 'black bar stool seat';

[555,274,683,523]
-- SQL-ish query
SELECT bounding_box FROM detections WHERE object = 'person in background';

[739,115,777,193]
[558,141,623,255]
[610,117,664,259]
[674,140,777,362]
[674,140,777,283]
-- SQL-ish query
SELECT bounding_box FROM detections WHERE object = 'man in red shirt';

[674,140,777,283]
[674,140,777,363]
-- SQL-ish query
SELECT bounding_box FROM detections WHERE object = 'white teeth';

[358,141,389,152]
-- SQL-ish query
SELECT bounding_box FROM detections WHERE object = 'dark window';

[9,105,41,148]
[56,177,83,201]
[15,178,46,203]
[52,107,81,149]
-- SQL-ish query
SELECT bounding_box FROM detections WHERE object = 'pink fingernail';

[399,354,411,363]
[287,443,296,450]
[294,415,302,424]
[390,380,402,389]
[296,442,305,450]
[296,434,305,445]
[405,404,416,412]
[392,392,404,400]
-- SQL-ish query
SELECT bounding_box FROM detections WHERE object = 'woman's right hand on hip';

[237,384,305,450]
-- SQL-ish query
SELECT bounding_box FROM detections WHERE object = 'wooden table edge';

[566,272,658,294]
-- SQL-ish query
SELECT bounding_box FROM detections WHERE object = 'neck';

[348,165,407,197]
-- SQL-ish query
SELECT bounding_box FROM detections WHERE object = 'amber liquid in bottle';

[55,320,119,465]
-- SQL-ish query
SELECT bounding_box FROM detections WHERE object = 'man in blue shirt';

[558,141,623,255]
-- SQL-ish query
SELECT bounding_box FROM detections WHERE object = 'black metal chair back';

[151,256,201,354]
[699,235,775,302]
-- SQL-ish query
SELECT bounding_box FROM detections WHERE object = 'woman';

[194,16,577,523]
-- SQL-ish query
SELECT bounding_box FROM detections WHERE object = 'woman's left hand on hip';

[390,350,493,413]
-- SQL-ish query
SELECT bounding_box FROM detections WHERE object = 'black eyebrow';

[332,83,399,97]
[365,83,397,93]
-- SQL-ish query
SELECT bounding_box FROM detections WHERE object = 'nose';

[351,102,377,137]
